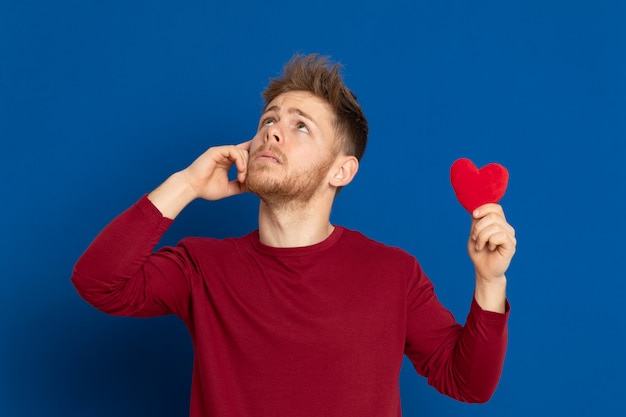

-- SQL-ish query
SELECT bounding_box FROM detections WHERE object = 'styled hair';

[261,53,368,161]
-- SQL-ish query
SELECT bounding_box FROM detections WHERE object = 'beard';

[245,146,335,209]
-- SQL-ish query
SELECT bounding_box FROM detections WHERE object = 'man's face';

[246,91,339,205]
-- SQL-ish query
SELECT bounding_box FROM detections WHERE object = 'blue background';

[2,1,625,416]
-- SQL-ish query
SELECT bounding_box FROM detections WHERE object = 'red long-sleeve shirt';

[71,195,509,416]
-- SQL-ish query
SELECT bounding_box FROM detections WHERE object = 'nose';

[264,123,282,144]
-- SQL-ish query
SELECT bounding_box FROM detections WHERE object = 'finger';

[486,231,508,251]
[475,224,516,253]
[236,139,252,151]
[226,178,246,197]
[235,147,249,182]
[220,145,248,177]
[471,209,514,239]
[486,231,516,254]
[473,216,515,242]
[472,203,505,220]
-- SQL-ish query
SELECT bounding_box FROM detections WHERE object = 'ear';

[329,155,359,188]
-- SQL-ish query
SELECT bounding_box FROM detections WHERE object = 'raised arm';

[404,203,515,403]
[468,203,516,313]
[148,141,251,218]
[71,142,251,317]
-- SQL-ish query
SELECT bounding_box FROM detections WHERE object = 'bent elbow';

[70,268,137,316]
[461,389,495,404]
[455,377,501,404]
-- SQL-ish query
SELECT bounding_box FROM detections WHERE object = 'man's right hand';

[147,141,251,219]
[183,141,251,201]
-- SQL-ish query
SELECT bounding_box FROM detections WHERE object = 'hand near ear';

[183,141,251,201]
[148,141,251,219]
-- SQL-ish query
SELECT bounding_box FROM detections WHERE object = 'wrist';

[147,171,197,219]
[474,275,507,313]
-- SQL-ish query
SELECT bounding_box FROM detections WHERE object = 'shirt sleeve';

[403,262,510,403]
[71,195,193,320]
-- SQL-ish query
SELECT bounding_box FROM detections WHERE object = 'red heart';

[450,158,509,213]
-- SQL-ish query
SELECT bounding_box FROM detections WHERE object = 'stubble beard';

[245,149,335,210]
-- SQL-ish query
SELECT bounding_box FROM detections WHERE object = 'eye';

[295,121,310,134]
[261,117,275,127]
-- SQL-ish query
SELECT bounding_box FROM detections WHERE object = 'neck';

[256,195,335,248]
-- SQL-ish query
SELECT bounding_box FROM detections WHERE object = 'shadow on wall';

[4,297,193,417]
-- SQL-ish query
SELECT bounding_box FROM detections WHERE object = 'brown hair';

[262,53,368,161]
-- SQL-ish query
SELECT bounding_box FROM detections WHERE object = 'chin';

[245,171,277,196]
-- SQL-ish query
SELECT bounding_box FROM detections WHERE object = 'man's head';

[261,53,368,162]
[246,54,368,207]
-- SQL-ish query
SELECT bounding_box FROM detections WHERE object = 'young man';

[72,54,516,417]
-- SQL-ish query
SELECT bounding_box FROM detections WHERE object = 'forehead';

[264,91,334,121]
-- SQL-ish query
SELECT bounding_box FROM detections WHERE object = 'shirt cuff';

[470,296,511,324]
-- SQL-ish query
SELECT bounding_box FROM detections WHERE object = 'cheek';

[249,134,265,153]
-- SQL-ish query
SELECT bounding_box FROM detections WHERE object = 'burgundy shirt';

[72,195,509,416]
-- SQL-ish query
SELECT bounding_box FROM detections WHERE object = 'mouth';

[253,149,283,165]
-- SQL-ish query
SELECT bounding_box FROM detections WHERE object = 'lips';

[252,147,283,165]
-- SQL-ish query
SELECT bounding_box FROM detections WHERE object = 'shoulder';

[176,231,256,255]
[336,227,419,266]
[332,227,430,292]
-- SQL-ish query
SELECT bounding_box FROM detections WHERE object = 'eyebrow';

[263,105,317,125]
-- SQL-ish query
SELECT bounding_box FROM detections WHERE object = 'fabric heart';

[450,158,509,213]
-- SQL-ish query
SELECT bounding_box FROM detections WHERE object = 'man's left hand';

[468,204,517,284]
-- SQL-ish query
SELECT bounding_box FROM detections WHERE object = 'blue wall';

[2,1,624,416]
